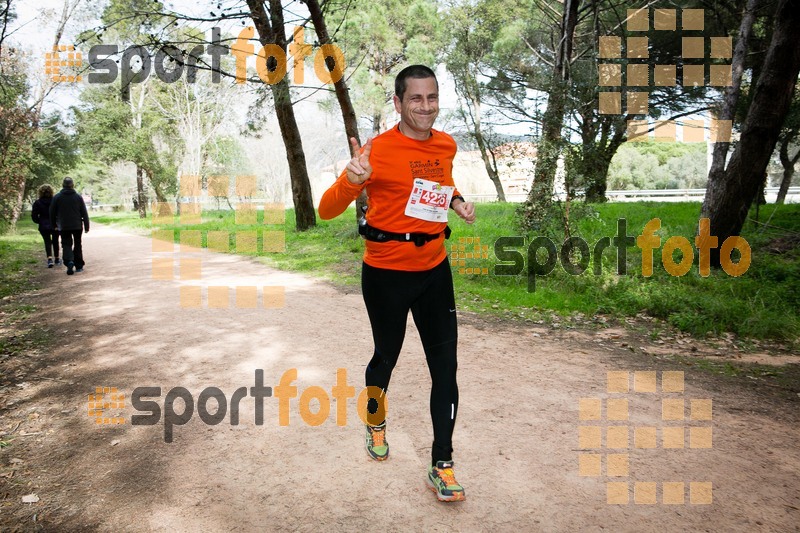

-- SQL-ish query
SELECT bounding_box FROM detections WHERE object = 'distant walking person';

[50,177,89,275]
[31,184,60,268]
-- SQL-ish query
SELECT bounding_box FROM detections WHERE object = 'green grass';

[0,220,42,300]
[0,219,48,366]
[91,202,800,342]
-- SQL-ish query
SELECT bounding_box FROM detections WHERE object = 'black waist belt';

[358,220,451,247]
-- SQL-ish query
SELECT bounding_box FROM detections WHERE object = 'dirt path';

[1,224,799,532]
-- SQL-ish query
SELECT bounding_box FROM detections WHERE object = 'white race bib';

[404,178,454,223]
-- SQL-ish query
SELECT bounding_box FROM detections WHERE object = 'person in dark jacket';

[50,177,90,275]
[31,184,60,268]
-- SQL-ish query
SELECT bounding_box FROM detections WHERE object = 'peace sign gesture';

[346,137,373,185]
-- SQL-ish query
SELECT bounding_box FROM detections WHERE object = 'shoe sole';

[425,477,465,502]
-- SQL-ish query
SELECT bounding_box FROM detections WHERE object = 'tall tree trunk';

[703,0,759,204]
[756,173,767,206]
[574,102,626,203]
[148,169,167,203]
[527,0,579,206]
[304,0,367,221]
[463,80,505,201]
[119,67,148,219]
[702,0,800,267]
[777,135,799,204]
[583,152,614,202]
[582,117,624,203]
[371,113,382,135]
[273,84,316,230]
[135,165,147,219]
[473,122,505,202]
[8,173,26,230]
[247,0,316,230]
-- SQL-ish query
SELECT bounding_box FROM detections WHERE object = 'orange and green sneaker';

[426,461,466,502]
[365,422,389,461]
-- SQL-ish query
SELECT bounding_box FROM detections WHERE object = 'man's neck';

[398,122,432,141]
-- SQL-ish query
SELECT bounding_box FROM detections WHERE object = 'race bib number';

[405,178,454,223]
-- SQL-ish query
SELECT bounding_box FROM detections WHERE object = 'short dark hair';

[395,65,438,101]
[63,177,74,189]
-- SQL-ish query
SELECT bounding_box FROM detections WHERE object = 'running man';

[319,65,475,502]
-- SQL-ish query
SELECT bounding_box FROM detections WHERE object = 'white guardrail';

[462,186,800,203]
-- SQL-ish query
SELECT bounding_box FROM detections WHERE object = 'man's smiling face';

[394,76,439,140]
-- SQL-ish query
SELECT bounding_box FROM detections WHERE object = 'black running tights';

[361,257,459,466]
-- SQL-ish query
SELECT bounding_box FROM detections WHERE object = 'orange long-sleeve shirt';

[319,124,461,271]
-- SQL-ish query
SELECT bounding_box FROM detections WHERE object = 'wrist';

[344,173,365,187]
[450,195,465,210]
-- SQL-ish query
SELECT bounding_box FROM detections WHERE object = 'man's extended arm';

[319,172,367,220]
[319,137,372,220]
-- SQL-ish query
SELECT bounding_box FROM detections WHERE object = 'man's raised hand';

[346,137,373,185]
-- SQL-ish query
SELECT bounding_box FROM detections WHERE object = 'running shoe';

[426,461,465,502]
[365,422,389,461]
